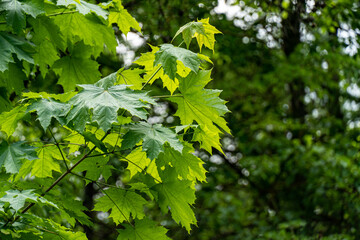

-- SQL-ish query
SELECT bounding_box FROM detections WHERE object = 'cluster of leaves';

[0,0,228,239]
[121,0,360,239]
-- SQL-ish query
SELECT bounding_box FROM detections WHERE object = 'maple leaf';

[0,189,56,211]
[57,0,108,19]
[154,44,200,80]
[75,155,112,183]
[0,63,26,95]
[22,91,77,102]
[107,0,141,35]
[0,88,11,112]
[53,13,117,57]
[122,147,160,180]
[57,197,92,227]
[94,188,147,224]
[173,18,221,51]
[169,70,230,133]
[30,17,64,76]
[157,144,207,182]
[192,124,224,154]
[27,98,70,130]
[174,21,205,49]
[0,141,38,174]
[65,80,155,132]
[134,46,180,94]
[117,68,146,90]
[0,104,27,138]
[0,0,44,33]
[154,167,196,232]
[117,218,171,240]
[0,32,34,72]
[196,18,222,51]
[121,121,183,160]
[52,42,101,92]
[0,189,38,211]
[31,145,63,178]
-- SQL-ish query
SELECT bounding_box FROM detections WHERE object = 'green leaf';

[108,0,141,35]
[57,0,108,19]
[30,145,62,178]
[27,98,70,130]
[129,182,154,201]
[0,63,26,94]
[117,218,171,240]
[154,44,200,80]
[0,141,37,174]
[53,13,117,57]
[52,43,101,92]
[173,18,221,51]
[94,188,147,224]
[121,122,183,160]
[0,0,44,32]
[65,83,155,132]
[154,167,196,232]
[134,46,180,94]
[169,70,230,135]
[192,124,224,154]
[195,18,221,51]
[122,147,160,180]
[58,197,92,227]
[0,32,34,72]
[30,16,64,76]
[82,132,107,152]
[0,189,56,211]
[22,91,76,102]
[75,155,111,183]
[0,87,11,113]
[0,104,27,137]
[117,68,146,90]
[173,21,205,49]
[158,144,207,182]
[63,128,85,153]
[0,189,38,211]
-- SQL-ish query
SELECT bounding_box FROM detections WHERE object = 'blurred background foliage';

[117,0,360,239]
[2,0,360,239]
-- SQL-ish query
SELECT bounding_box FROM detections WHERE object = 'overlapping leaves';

[0,5,227,239]
[65,76,156,132]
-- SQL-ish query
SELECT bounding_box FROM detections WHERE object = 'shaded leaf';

[154,44,200,80]
[27,98,70,130]
[94,188,147,224]
[121,122,183,160]
[0,32,34,72]
[107,0,141,35]
[153,167,196,232]
[117,218,171,240]
[57,0,107,19]
[0,141,37,174]
[65,82,155,132]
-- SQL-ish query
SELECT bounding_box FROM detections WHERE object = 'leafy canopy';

[0,1,228,239]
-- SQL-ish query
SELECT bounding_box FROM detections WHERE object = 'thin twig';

[49,127,69,170]
[11,132,111,223]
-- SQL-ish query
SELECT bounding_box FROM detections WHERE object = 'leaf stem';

[49,127,69,171]
[141,65,162,90]
[47,10,78,17]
